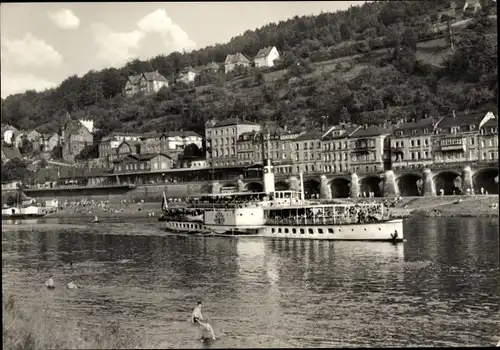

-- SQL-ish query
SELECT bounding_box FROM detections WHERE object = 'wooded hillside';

[1,0,497,138]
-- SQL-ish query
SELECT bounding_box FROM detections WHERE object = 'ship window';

[284,228,289,233]
[272,228,275,233]
[278,228,282,233]
[300,229,305,234]
[328,228,334,234]
[308,229,314,234]
[318,229,323,234]
[292,228,297,234]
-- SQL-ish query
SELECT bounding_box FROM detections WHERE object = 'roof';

[161,131,202,138]
[143,71,168,82]
[213,118,260,128]
[294,129,325,141]
[63,120,86,135]
[393,118,438,132]
[350,125,392,138]
[203,62,220,71]
[322,125,361,140]
[118,140,141,148]
[438,111,491,129]
[128,71,168,84]
[115,153,172,163]
[180,66,197,74]
[2,147,22,160]
[1,125,19,135]
[254,46,275,59]
[225,53,251,65]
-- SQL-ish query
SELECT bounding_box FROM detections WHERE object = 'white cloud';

[1,33,63,68]
[137,9,196,53]
[91,23,145,66]
[48,9,80,30]
[1,73,58,98]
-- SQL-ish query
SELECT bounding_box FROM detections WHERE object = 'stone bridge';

[235,161,499,198]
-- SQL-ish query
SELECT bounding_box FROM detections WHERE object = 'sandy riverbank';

[44,202,164,219]
[409,196,499,217]
[43,196,499,219]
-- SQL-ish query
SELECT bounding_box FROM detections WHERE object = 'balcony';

[439,143,466,152]
[352,144,376,153]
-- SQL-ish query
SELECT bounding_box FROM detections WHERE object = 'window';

[328,228,334,234]
[318,229,323,234]
[308,228,314,234]
[292,228,297,234]
[300,229,305,234]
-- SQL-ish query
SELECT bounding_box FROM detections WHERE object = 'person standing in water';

[192,301,216,340]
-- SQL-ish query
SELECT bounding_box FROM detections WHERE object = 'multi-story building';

[113,153,174,174]
[61,119,94,163]
[321,124,361,174]
[349,124,391,174]
[124,71,169,96]
[224,53,252,73]
[477,111,498,163]
[205,118,260,167]
[290,129,325,174]
[391,117,442,171]
[431,111,491,165]
[177,67,197,84]
[253,46,280,68]
[237,125,303,174]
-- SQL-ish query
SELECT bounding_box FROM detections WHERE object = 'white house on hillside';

[224,53,252,73]
[177,67,197,84]
[254,46,280,68]
[124,71,169,96]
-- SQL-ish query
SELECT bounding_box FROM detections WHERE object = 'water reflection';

[2,217,499,348]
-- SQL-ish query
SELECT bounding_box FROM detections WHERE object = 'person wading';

[192,301,216,340]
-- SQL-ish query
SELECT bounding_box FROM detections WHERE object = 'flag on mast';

[161,191,168,211]
[478,111,495,130]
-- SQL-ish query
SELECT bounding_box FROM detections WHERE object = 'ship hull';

[164,219,404,242]
[2,214,46,220]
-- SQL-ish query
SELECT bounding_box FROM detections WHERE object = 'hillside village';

[1,0,498,190]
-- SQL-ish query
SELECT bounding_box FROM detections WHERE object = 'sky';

[0,1,366,98]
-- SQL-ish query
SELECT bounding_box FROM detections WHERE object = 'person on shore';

[192,301,216,340]
[46,276,55,289]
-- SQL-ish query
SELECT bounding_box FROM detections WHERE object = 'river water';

[2,216,499,348]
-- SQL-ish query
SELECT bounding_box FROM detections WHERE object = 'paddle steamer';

[160,159,404,242]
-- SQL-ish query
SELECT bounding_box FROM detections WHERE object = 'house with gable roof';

[124,70,169,96]
[224,53,252,73]
[177,66,198,84]
[254,46,280,68]
[61,119,94,163]
[1,125,19,145]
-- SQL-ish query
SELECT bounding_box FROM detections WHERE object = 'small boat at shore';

[1,206,46,220]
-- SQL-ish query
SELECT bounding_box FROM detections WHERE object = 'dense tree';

[1,158,32,182]
[0,2,496,136]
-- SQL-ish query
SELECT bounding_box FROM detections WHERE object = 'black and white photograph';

[1,1,499,348]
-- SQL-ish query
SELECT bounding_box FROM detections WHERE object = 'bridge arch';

[434,171,461,195]
[245,181,264,192]
[303,178,321,199]
[397,173,422,197]
[329,178,350,198]
[275,181,290,191]
[360,175,382,197]
[473,168,499,194]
